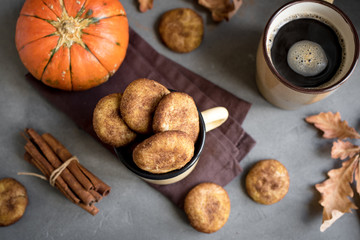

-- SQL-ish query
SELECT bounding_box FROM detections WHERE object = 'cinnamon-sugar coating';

[158,8,204,53]
[133,131,194,174]
[246,159,290,205]
[0,178,28,226]
[184,182,231,233]
[120,78,170,134]
[153,92,199,143]
[93,93,136,147]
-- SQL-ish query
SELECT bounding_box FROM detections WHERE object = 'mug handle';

[201,107,229,132]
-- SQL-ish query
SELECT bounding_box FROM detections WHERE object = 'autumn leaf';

[198,0,243,22]
[138,0,153,13]
[315,155,359,232]
[331,140,360,160]
[355,161,360,195]
[308,112,360,231]
[306,112,360,139]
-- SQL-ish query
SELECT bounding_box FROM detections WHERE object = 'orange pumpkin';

[15,0,129,91]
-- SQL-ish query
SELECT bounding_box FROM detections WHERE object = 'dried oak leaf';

[331,140,360,160]
[138,0,153,13]
[356,161,360,195]
[315,155,358,232]
[198,0,243,22]
[305,112,360,139]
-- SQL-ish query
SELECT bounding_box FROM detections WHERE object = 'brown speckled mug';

[256,0,358,110]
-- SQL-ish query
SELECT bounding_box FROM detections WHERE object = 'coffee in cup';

[256,0,359,110]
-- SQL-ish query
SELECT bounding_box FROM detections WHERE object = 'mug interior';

[263,0,359,93]
[114,109,206,181]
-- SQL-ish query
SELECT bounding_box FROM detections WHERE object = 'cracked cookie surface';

[184,182,230,233]
[246,159,290,205]
[93,93,136,147]
[0,178,28,226]
[158,8,204,53]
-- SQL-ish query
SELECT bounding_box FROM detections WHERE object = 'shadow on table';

[354,191,360,225]
[0,2,25,72]
[304,185,323,223]
[239,160,255,200]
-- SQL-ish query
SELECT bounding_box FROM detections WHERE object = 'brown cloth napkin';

[25,28,256,208]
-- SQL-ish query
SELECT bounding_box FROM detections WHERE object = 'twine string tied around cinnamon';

[18,156,79,187]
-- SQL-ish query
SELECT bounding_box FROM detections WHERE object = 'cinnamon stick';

[24,152,48,180]
[26,129,96,206]
[22,128,110,215]
[78,165,111,196]
[24,152,34,164]
[89,189,103,202]
[25,150,98,215]
[42,133,94,191]
[79,203,99,216]
[24,141,80,204]
[42,132,111,196]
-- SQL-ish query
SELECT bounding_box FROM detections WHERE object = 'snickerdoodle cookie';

[0,178,28,226]
[93,93,137,147]
[153,92,199,143]
[246,159,290,205]
[120,79,170,134]
[133,130,194,174]
[184,182,231,233]
[158,8,204,53]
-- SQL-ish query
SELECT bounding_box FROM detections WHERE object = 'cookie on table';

[120,79,170,134]
[246,159,290,205]
[0,178,28,226]
[133,130,194,174]
[93,93,137,147]
[158,8,204,53]
[153,92,200,143]
[184,182,231,233]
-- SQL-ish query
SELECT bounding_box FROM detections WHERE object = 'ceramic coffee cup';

[114,107,229,185]
[256,0,359,110]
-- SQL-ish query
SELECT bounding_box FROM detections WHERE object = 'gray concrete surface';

[1,0,360,239]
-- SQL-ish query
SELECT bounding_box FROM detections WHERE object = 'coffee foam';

[287,40,328,77]
[266,13,346,89]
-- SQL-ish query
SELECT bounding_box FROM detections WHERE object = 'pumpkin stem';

[50,14,93,51]
[60,21,76,35]
[48,0,94,51]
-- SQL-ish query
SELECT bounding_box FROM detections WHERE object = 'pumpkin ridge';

[17,34,57,52]
[40,45,60,81]
[82,31,121,47]
[81,33,125,73]
[77,15,126,29]
[74,0,88,18]
[78,0,127,20]
[86,14,127,21]
[82,43,111,76]
[20,14,57,23]
[40,0,62,18]
[75,7,86,19]
[68,50,73,90]
[79,15,127,46]
[84,13,127,22]
[80,16,101,24]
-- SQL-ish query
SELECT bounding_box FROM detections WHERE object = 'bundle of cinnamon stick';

[22,128,110,215]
